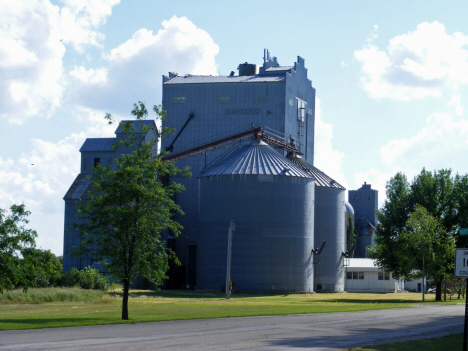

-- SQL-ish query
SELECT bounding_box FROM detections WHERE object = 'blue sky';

[1,0,468,255]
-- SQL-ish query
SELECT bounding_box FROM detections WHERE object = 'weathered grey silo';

[288,154,346,292]
[197,140,315,292]
[348,182,378,258]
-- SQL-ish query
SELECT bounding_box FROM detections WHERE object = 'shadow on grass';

[112,290,463,304]
[309,298,421,304]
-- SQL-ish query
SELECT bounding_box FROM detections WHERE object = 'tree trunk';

[435,281,442,301]
[444,276,447,301]
[122,279,130,320]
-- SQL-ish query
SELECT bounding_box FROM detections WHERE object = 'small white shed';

[404,277,426,292]
[345,258,403,293]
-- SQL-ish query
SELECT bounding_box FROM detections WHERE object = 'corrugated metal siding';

[79,138,115,152]
[346,271,397,292]
[287,155,345,189]
[197,172,315,292]
[348,258,380,269]
[200,140,313,178]
[164,75,286,85]
[313,186,346,291]
[63,174,93,200]
[265,66,293,72]
[114,120,157,134]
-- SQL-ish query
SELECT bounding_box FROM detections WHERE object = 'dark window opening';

[348,271,365,280]
[94,158,100,167]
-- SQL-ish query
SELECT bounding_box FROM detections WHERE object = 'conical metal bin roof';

[287,154,345,189]
[200,140,314,178]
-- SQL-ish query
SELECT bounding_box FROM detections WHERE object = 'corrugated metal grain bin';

[288,154,346,292]
[197,140,315,292]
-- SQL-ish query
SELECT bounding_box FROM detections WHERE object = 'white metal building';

[345,258,403,293]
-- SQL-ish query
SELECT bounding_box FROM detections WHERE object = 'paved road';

[0,305,464,351]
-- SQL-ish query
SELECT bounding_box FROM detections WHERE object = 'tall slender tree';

[76,102,190,320]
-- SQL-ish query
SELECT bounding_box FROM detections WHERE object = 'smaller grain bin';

[197,140,315,292]
[287,154,346,292]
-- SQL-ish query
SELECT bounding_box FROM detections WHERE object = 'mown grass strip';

[347,333,462,351]
[0,289,462,330]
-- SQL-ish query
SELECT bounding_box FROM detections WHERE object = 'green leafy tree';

[396,206,455,287]
[0,204,37,293]
[369,169,460,301]
[368,172,411,278]
[346,217,357,254]
[21,248,63,287]
[454,173,468,247]
[75,102,189,320]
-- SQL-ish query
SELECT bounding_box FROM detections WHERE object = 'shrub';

[60,267,109,291]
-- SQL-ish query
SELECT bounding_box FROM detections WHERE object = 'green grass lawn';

[0,288,462,330]
[347,333,463,351]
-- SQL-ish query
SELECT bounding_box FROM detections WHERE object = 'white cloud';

[107,16,219,74]
[59,0,120,51]
[352,168,396,209]
[0,10,219,254]
[0,0,120,124]
[70,16,219,114]
[354,22,468,106]
[448,91,464,116]
[313,98,347,187]
[0,0,65,123]
[354,112,468,207]
[0,111,117,255]
[357,112,468,206]
[69,66,108,84]
[380,113,468,173]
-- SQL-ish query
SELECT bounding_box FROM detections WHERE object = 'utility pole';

[226,220,235,299]
[422,251,425,302]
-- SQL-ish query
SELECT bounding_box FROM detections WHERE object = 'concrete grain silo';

[197,140,315,292]
[287,154,346,291]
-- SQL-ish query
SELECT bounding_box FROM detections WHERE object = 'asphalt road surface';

[0,304,464,351]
